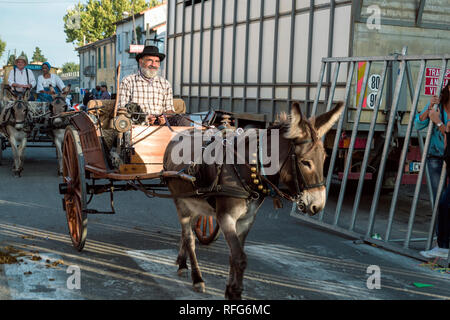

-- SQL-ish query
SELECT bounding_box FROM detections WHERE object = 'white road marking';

[244,244,374,299]
[3,253,84,300]
[127,246,366,300]
[127,249,225,300]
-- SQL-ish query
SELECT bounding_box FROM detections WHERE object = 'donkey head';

[49,89,69,128]
[4,88,31,130]
[280,101,344,215]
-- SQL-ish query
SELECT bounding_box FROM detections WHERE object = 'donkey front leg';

[216,198,249,300]
[7,127,27,176]
[174,199,210,292]
[53,129,65,176]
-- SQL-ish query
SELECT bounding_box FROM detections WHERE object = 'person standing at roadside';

[414,84,450,201]
[417,83,450,259]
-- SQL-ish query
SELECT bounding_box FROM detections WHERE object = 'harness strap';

[130,180,250,199]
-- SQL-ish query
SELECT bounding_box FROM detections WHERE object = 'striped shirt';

[118,73,175,114]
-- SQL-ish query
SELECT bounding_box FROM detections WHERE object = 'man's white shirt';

[8,67,36,91]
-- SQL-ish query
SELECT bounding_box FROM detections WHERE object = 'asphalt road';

[0,145,449,301]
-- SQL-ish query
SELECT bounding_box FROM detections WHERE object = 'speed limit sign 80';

[368,74,381,91]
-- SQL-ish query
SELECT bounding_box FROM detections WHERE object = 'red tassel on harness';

[273,197,283,209]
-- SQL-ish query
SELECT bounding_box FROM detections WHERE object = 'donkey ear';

[3,87,17,101]
[286,101,306,139]
[61,87,70,97]
[23,88,31,101]
[314,101,344,138]
[290,101,304,126]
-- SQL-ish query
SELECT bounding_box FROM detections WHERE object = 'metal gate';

[290,48,450,266]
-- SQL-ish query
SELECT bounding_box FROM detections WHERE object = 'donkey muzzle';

[53,117,63,127]
[15,122,24,130]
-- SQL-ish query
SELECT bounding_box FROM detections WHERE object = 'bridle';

[49,96,68,114]
[258,123,326,203]
[9,99,29,127]
[48,95,69,127]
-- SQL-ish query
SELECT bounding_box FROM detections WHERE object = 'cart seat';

[174,98,186,114]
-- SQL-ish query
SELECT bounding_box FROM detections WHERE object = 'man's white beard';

[141,67,158,79]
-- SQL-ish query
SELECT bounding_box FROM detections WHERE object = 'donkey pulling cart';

[58,98,224,251]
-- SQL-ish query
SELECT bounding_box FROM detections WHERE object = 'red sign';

[425,67,450,96]
[129,45,144,53]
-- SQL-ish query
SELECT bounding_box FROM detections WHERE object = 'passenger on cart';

[118,45,190,126]
[7,55,36,95]
[36,62,68,102]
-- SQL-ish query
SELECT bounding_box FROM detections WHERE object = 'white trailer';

[165,0,450,262]
[165,0,450,122]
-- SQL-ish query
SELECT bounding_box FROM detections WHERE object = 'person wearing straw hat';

[118,45,188,126]
[7,55,36,93]
[36,61,67,102]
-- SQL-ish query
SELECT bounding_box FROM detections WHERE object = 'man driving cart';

[118,45,189,126]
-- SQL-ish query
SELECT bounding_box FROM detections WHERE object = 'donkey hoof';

[177,268,189,277]
[193,282,205,293]
[225,285,242,300]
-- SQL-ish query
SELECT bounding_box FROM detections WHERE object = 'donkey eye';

[301,160,312,169]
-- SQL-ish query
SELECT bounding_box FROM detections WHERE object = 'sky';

[0,0,88,68]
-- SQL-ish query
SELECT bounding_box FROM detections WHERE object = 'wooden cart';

[59,100,220,251]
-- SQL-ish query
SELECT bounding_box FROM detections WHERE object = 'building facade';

[77,35,116,96]
[115,3,167,80]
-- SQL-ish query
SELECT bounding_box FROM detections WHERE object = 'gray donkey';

[163,101,344,299]
[0,88,32,176]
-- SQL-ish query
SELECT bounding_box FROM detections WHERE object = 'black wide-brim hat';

[135,45,166,62]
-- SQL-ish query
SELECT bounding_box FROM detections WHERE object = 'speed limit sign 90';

[367,92,382,109]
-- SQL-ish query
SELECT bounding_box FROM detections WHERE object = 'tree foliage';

[62,62,80,73]
[63,0,161,46]
[31,47,47,63]
[0,37,6,60]
[7,54,16,66]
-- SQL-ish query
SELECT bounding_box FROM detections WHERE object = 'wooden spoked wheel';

[62,125,88,252]
[194,216,220,245]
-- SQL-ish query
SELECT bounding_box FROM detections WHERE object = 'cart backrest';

[174,99,186,114]
[71,111,109,171]
[87,99,115,129]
